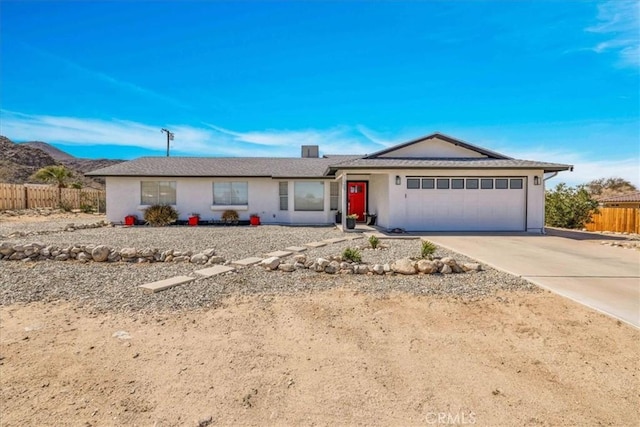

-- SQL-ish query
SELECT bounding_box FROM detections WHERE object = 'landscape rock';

[391,258,417,275]
[260,257,281,270]
[372,264,385,275]
[278,263,295,272]
[120,247,137,258]
[440,264,453,274]
[190,253,209,264]
[91,245,110,262]
[462,263,482,272]
[324,261,340,274]
[416,259,437,274]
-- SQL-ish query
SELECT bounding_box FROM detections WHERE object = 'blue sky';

[1,0,638,186]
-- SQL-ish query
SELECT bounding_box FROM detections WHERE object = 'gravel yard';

[0,219,536,313]
[2,214,637,427]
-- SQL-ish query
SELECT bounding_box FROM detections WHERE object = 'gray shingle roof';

[86,156,359,178]
[329,157,573,172]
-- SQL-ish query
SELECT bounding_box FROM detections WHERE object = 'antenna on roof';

[161,128,175,157]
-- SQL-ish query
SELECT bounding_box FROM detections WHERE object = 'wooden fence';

[585,207,640,234]
[0,183,105,212]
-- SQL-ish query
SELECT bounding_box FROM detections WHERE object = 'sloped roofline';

[364,132,512,160]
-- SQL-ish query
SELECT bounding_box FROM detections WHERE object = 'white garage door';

[404,177,526,231]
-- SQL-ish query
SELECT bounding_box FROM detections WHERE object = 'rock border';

[0,242,226,265]
[259,254,482,275]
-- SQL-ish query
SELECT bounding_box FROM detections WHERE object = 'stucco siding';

[378,137,487,159]
[105,177,336,225]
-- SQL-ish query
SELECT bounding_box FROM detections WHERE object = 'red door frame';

[347,181,367,222]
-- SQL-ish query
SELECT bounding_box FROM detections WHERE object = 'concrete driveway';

[422,229,640,328]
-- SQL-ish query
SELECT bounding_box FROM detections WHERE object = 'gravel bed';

[0,223,539,313]
[0,213,105,235]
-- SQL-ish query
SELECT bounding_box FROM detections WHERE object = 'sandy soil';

[1,289,638,427]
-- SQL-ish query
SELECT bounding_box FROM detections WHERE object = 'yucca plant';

[368,235,380,249]
[144,204,178,226]
[342,247,362,263]
[421,240,437,259]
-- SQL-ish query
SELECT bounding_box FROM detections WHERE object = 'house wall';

[378,137,487,159]
[367,174,390,226]
[105,176,337,225]
[339,169,546,232]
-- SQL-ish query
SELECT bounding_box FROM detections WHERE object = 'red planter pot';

[250,216,261,226]
[124,215,137,226]
[188,216,199,226]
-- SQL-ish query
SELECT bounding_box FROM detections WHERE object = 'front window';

[141,181,176,205]
[213,181,248,205]
[294,182,324,211]
[330,182,339,210]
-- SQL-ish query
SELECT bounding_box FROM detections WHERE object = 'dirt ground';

[1,289,638,427]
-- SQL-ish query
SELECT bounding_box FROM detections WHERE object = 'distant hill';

[0,136,124,187]
[22,141,76,161]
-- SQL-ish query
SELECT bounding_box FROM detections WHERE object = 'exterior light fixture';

[534,176,540,185]
[395,175,401,185]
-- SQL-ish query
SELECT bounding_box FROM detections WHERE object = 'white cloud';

[0,110,388,158]
[507,147,640,188]
[587,0,640,67]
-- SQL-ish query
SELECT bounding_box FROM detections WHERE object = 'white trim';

[210,205,249,211]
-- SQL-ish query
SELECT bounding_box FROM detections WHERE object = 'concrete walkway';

[422,229,640,328]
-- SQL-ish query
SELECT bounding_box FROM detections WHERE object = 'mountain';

[22,141,76,161]
[0,136,123,187]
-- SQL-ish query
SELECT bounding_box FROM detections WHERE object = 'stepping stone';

[139,276,195,294]
[323,237,347,244]
[305,241,327,248]
[345,235,364,240]
[285,246,307,252]
[194,265,235,278]
[265,250,292,258]
[232,257,263,266]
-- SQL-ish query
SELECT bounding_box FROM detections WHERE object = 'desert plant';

[368,235,380,249]
[342,247,362,263]
[32,165,73,188]
[545,183,599,229]
[421,240,437,259]
[144,204,179,226]
[221,209,239,223]
[346,213,358,219]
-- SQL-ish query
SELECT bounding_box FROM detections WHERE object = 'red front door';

[347,181,366,221]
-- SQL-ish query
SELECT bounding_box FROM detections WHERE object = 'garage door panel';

[405,177,526,231]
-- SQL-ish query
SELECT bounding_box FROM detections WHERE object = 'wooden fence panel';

[586,208,640,234]
[27,187,58,208]
[0,183,105,211]
[0,183,26,210]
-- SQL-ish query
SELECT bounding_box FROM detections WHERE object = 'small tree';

[32,165,73,208]
[545,183,599,229]
[585,177,637,198]
[32,165,73,188]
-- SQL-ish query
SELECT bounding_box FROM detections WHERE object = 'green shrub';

[342,247,362,263]
[80,203,94,213]
[421,240,437,259]
[368,235,380,249]
[144,204,178,226]
[58,200,73,212]
[545,183,599,229]
[221,209,239,222]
